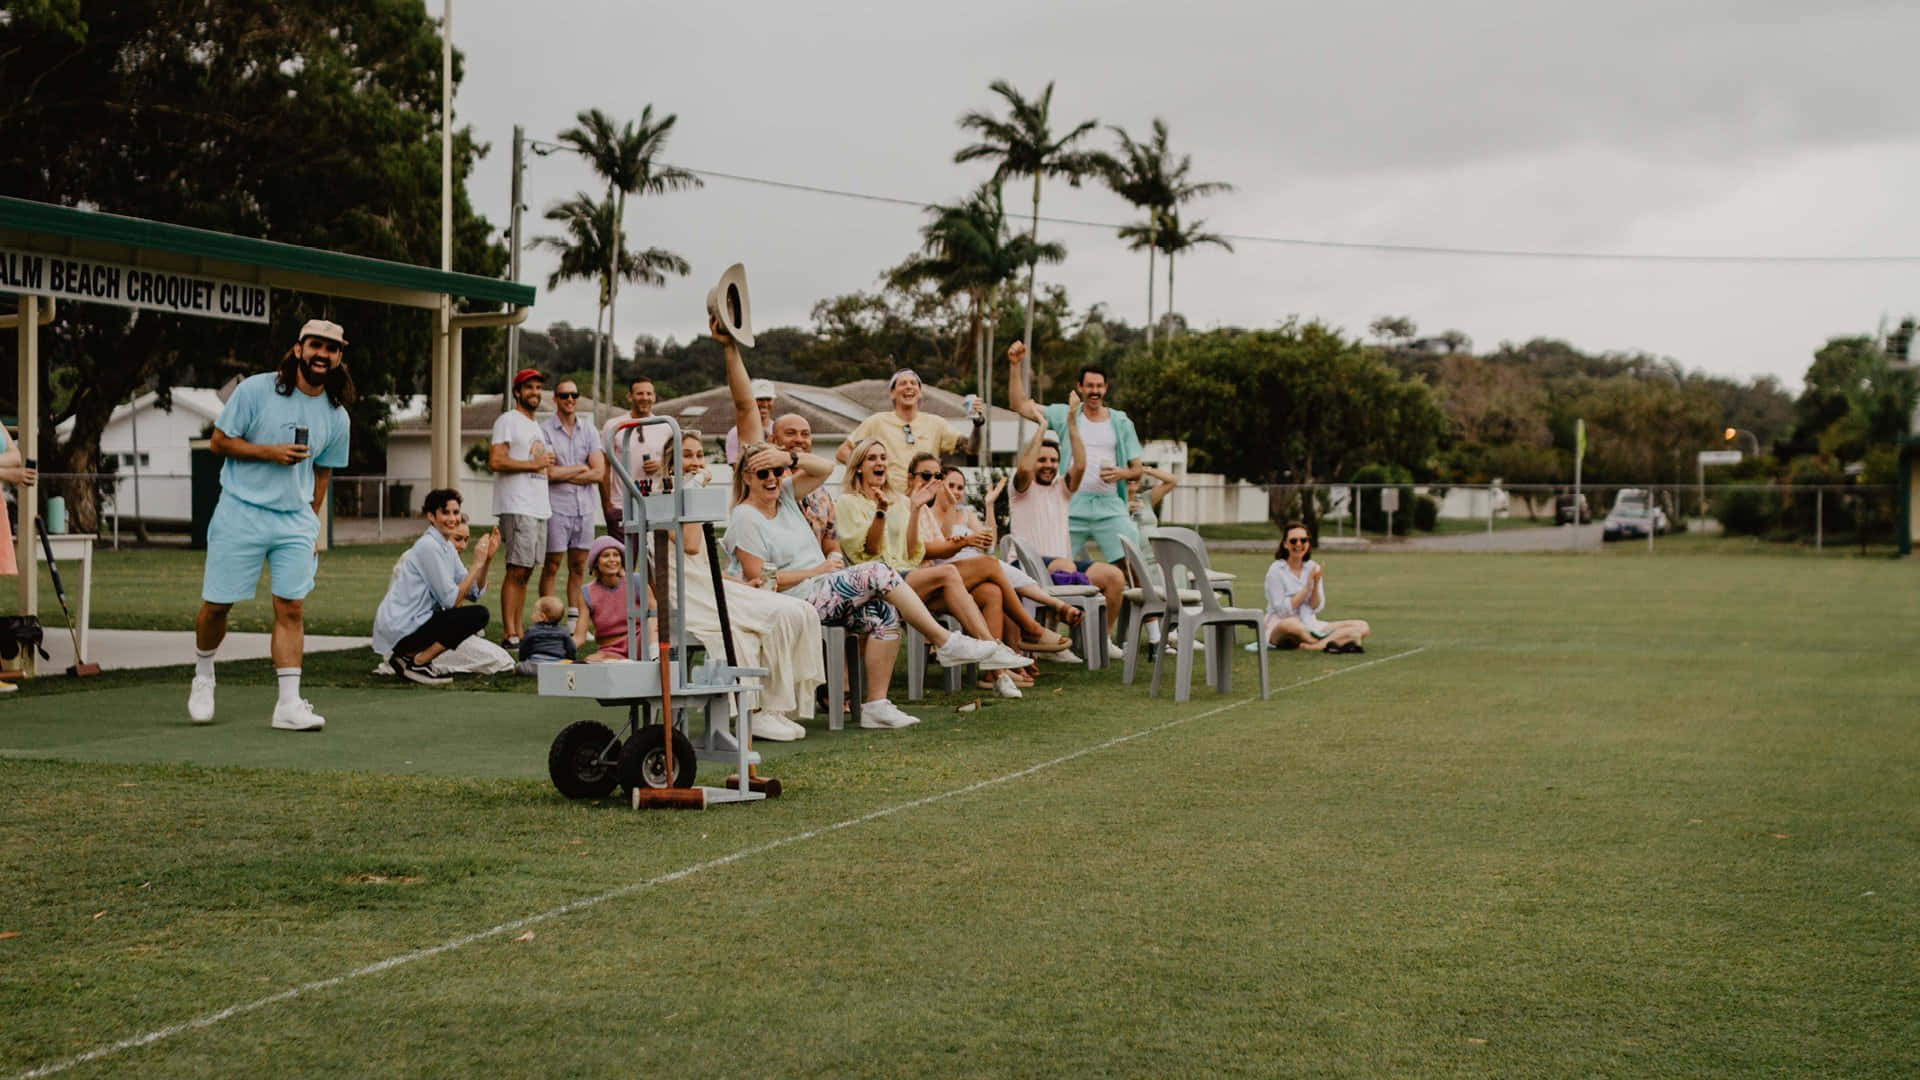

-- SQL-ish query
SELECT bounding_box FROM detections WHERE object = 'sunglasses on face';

[1286,537,1310,546]
[913,470,941,482]
[753,466,790,481]
[554,391,579,400]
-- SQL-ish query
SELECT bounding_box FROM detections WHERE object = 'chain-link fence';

[9,472,1905,553]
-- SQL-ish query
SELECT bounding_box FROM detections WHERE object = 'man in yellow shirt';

[836,367,984,493]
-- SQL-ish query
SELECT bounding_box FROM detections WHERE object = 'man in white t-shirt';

[489,368,555,646]
[600,375,672,539]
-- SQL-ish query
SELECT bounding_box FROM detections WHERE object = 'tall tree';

[555,106,699,419]
[529,192,689,398]
[954,79,1105,398]
[1154,210,1233,340]
[1104,119,1232,350]
[890,182,1062,461]
[0,0,506,529]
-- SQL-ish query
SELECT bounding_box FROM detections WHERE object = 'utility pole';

[507,123,524,409]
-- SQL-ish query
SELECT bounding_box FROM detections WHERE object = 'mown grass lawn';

[2,546,1917,1076]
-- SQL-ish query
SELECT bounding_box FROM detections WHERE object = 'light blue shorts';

[202,495,320,603]
[1069,493,1134,564]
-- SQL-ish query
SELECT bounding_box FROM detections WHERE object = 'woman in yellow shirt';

[837,440,1071,674]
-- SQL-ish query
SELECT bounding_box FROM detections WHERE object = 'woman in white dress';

[633,430,826,742]
[1263,522,1370,653]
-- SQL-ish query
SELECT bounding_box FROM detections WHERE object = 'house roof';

[386,392,618,439]
[53,387,228,438]
[0,196,534,309]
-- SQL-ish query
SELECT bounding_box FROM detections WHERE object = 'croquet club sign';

[0,245,269,323]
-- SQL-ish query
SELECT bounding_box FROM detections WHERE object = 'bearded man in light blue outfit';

[1006,341,1144,564]
[188,319,353,731]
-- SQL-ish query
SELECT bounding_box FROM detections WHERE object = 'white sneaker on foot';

[993,672,1024,699]
[978,644,1029,671]
[188,675,216,725]
[932,632,999,667]
[1039,648,1083,664]
[859,699,921,729]
[750,711,805,742]
[271,699,324,731]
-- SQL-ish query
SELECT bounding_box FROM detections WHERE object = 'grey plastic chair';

[905,614,970,701]
[1007,536,1107,670]
[1115,535,1171,687]
[821,623,865,731]
[1148,531,1269,702]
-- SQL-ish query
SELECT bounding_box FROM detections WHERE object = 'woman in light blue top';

[372,488,499,683]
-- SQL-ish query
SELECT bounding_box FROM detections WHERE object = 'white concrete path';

[23,627,369,675]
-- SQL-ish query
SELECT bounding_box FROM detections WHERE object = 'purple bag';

[1050,568,1092,588]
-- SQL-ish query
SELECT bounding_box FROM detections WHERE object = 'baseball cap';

[297,319,347,346]
[887,368,920,390]
[1041,430,1060,446]
[512,368,544,389]
[750,379,776,401]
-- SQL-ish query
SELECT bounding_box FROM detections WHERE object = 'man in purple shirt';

[538,379,605,616]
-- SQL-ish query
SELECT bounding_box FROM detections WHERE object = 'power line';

[671,163,1920,266]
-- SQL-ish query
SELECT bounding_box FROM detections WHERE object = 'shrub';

[1414,494,1439,532]
[1713,486,1779,536]
[1351,463,1415,535]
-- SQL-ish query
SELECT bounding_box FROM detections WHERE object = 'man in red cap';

[489,368,555,647]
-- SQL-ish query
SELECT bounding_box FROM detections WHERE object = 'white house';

[54,387,227,525]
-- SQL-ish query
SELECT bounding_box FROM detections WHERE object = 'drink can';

[963,393,981,420]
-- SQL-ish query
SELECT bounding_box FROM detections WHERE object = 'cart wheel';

[549,721,622,799]
[618,724,697,790]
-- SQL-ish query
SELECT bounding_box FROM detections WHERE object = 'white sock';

[195,648,216,680]
[276,668,301,708]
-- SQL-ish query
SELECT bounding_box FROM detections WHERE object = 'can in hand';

[963,394,981,421]
[293,425,310,448]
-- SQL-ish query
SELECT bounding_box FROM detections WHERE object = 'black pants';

[392,605,490,659]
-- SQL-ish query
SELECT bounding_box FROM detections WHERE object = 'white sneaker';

[271,699,324,731]
[750,711,806,742]
[188,675,216,725]
[978,643,1030,671]
[859,699,921,729]
[1040,648,1083,665]
[932,632,999,667]
[993,672,1024,699]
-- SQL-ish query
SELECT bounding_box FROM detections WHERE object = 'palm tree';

[954,80,1105,396]
[531,194,691,394]
[557,106,701,417]
[1155,210,1233,342]
[1105,119,1232,350]
[892,182,1064,462]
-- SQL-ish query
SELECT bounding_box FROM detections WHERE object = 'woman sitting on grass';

[1263,523,1369,654]
[371,487,500,684]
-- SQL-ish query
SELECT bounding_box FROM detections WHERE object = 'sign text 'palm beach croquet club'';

[0,245,268,323]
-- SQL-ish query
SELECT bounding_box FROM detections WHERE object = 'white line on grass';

[17,646,1426,1079]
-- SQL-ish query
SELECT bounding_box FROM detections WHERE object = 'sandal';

[1054,605,1084,627]
[1015,629,1072,654]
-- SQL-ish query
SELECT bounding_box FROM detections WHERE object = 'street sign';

[1379,488,1400,512]
[1697,450,1743,465]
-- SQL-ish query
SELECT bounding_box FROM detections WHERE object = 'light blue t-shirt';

[726,484,829,599]
[215,372,350,513]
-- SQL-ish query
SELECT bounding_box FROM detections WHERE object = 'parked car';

[1603,490,1670,540]
[1555,493,1591,525]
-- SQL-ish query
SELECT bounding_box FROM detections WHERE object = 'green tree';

[890,182,1063,457]
[1104,119,1232,350]
[528,191,684,398]
[1,0,507,529]
[555,106,699,416]
[1122,325,1446,529]
[1153,209,1233,340]
[954,79,1105,391]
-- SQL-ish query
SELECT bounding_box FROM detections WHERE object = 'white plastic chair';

[906,614,970,701]
[1115,535,1172,686]
[821,624,864,731]
[1006,536,1108,670]
[1148,531,1269,702]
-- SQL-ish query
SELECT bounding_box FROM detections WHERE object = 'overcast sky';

[452,0,1920,391]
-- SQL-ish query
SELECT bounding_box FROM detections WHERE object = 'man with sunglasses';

[188,319,354,731]
[537,379,605,619]
[489,368,557,648]
[836,367,984,493]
